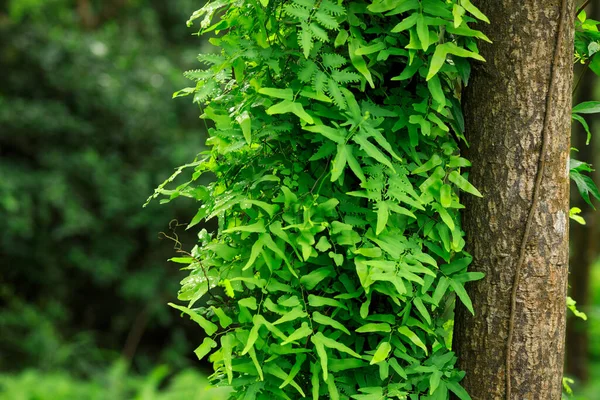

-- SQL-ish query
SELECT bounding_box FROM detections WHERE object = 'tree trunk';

[453,1,574,399]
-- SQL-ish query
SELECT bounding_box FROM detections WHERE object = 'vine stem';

[505,0,568,398]
[576,0,591,16]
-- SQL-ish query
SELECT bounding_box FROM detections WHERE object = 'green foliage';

[0,363,230,400]
[0,0,204,373]
[571,10,600,220]
[153,0,489,398]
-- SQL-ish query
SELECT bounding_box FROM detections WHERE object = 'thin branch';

[577,0,591,17]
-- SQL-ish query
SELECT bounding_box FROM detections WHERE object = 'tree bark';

[453,1,574,399]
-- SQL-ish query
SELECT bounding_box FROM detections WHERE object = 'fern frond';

[309,142,336,161]
[292,0,315,9]
[327,78,346,110]
[331,70,361,83]
[309,23,329,42]
[314,10,339,30]
[320,0,346,16]
[184,69,213,81]
[285,4,311,20]
[197,53,226,65]
[322,53,347,69]
[312,70,328,93]
[299,23,314,58]
[193,80,218,104]
[215,68,232,82]
[299,60,319,82]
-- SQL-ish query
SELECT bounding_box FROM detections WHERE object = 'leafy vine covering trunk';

[454,0,573,399]
[150,0,489,399]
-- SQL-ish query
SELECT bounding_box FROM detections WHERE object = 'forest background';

[0,0,598,399]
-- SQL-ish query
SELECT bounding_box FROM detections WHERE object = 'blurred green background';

[0,0,227,398]
[0,0,599,399]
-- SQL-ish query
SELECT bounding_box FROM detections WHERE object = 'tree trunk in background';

[453,1,574,399]
[566,44,598,382]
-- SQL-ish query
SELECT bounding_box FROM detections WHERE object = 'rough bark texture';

[453,1,574,399]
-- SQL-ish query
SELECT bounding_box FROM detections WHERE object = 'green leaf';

[397,326,428,355]
[310,361,321,400]
[241,199,279,217]
[460,0,490,23]
[316,236,332,252]
[353,132,394,170]
[243,236,265,271]
[331,143,348,182]
[388,358,408,379]
[435,203,455,231]
[570,207,586,225]
[573,101,600,114]
[279,354,307,389]
[300,23,314,58]
[308,294,347,309]
[370,341,391,364]
[313,332,362,359]
[356,323,391,333]
[274,307,308,325]
[427,42,485,80]
[416,14,430,51]
[194,337,217,361]
[413,297,432,325]
[447,380,473,400]
[248,346,264,381]
[440,184,452,207]
[345,144,367,183]
[313,311,351,335]
[169,256,195,264]
[212,307,233,328]
[259,87,294,100]
[590,52,600,76]
[391,13,418,33]
[281,322,313,345]
[241,315,262,355]
[572,114,592,145]
[448,170,483,197]
[267,100,314,124]
[376,201,389,235]
[432,277,450,306]
[311,334,329,381]
[430,370,443,395]
[427,75,446,107]
[356,42,386,56]
[571,170,600,208]
[168,303,218,335]
[239,297,258,310]
[450,279,475,315]
[264,363,306,397]
[236,111,252,144]
[221,333,234,384]
[452,4,465,28]
[329,358,368,372]
[349,38,375,88]
[334,29,349,47]
[223,220,266,233]
[300,266,336,290]
[303,124,345,143]
[412,154,442,174]
[326,374,340,400]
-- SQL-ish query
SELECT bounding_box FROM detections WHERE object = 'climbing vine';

[148,0,489,398]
